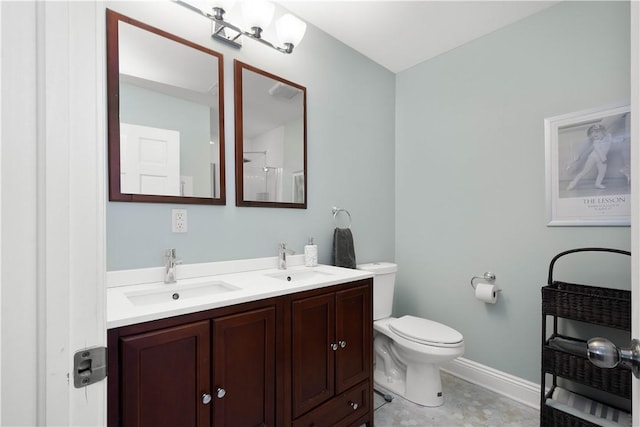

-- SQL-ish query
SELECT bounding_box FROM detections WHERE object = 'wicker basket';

[543,247,631,330]
[541,402,602,427]
[542,281,631,330]
[542,345,631,399]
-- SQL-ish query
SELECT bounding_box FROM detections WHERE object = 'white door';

[1,2,106,425]
[42,2,106,425]
[630,3,640,424]
[120,123,181,196]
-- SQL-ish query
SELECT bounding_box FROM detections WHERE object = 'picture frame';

[545,104,631,226]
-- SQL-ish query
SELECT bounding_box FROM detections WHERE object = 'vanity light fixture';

[175,0,307,54]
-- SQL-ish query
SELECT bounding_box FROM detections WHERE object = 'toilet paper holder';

[470,272,500,291]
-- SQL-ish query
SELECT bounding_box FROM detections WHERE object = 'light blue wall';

[106,1,396,270]
[395,1,630,383]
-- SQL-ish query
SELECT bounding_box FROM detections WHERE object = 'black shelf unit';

[540,248,632,427]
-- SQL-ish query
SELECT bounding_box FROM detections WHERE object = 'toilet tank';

[357,262,397,320]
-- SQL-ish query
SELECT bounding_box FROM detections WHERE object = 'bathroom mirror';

[107,9,226,204]
[234,60,307,208]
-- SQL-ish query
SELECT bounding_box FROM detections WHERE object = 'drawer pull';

[216,388,226,399]
[330,343,338,351]
[339,340,347,348]
[202,393,212,405]
[349,401,358,410]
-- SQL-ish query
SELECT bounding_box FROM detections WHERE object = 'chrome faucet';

[164,248,182,284]
[278,243,295,270]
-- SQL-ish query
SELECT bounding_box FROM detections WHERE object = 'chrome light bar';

[174,0,299,54]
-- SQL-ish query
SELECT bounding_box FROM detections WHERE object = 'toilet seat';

[388,315,463,348]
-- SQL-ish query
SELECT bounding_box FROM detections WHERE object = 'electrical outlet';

[172,209,188,233]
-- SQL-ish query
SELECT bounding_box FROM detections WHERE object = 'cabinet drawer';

[293,381,369,427]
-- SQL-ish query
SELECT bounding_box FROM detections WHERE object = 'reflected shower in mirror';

[234,60,307,208]
[107,9,226,204]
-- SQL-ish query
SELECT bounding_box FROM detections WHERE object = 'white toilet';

[358,262,464,407]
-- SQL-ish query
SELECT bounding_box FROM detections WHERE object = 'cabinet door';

[335,285,372,394]
[212,306,276,427]
[120,321,211,427]
[292,293,336,418]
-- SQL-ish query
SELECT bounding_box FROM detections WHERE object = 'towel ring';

[332,206,352,229]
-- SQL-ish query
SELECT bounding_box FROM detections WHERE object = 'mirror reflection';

[107,10,226,204]
[235,60,307,208]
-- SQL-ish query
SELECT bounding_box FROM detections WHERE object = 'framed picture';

[545,104,631,226]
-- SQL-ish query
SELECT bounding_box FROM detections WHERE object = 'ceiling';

[277,1,560,73]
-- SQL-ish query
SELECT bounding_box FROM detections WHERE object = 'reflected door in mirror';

[120,123,180,196]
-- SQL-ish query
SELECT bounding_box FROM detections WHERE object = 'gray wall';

[106,1,396,270]
[395,1,631,383]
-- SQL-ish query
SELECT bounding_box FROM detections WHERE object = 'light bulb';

[241,0,274,33]
[276,13,306,48]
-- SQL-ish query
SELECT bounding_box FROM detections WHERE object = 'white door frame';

[0,0,4,421]
[2,1,41,424]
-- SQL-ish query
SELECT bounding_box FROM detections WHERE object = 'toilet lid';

[388,315,463,347]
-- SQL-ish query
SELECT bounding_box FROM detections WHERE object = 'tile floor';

[373,372,539,427]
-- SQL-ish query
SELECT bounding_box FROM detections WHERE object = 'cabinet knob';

[349,401,358,410]
[202,393,212,405]
[216,387,226,399]
[339,340,347,348]
[330,343,338,351]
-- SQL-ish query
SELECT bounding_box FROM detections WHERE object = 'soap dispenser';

[304,237,318,267]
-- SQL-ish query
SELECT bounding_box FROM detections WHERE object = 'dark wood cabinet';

[212,307,276,427]
[108,299,279,427]
[335,286,371,394]
[120,321,211,427]
[108,278,373,427]
[291,283,372,427]
[292,292,335,417]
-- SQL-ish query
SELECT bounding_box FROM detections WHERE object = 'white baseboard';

[441,357,541,410]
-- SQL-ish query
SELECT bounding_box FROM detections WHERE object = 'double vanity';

[107,256,374,427]
[105,7,355,426]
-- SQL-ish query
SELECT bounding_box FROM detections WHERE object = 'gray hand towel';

[332,227,356,269]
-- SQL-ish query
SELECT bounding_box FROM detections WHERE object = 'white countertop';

[107,255,373,329]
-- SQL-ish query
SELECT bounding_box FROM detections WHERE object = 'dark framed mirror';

[107,9,226,204]
[234,60,307,208]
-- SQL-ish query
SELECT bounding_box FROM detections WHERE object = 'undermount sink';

[125,281,240,306]
[265,269,332,283]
